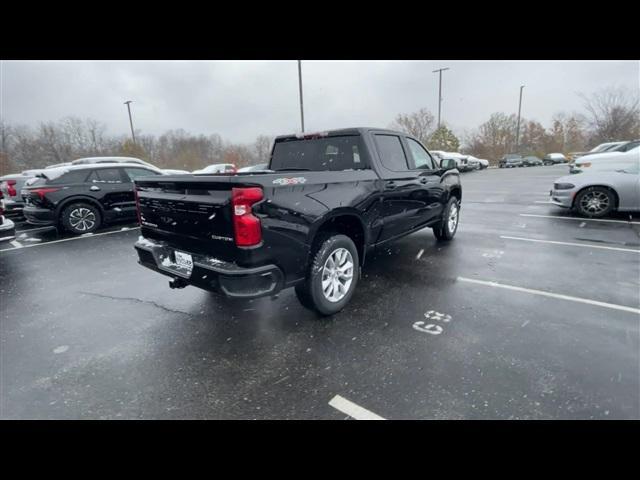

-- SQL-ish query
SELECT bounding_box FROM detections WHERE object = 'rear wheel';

[574,187,614,218]
[295,233,359,316]
[433,197,460,241]
[61,202,102,235]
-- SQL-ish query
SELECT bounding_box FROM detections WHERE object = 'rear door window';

[92,168,123,183]
[48,169,91,185]
[374,135,409,172]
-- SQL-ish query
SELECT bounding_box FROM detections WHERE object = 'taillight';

[7,180,17,197]
[30,187,61,200]
[134,186,141,225]
[231,187,263,246]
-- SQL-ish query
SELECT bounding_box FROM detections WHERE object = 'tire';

[433,196,460,241]
[61,202,102,235]
[294,233,359,316]
[573,187,615,218]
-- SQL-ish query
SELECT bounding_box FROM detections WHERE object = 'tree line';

[0,119,274,175]
[391,86,639,164]
[1,86,638,175]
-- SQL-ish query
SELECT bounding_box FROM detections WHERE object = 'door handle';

[385,181,397,190]
[90,185,101,191]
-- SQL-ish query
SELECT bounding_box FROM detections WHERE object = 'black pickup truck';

[134,128,461,315]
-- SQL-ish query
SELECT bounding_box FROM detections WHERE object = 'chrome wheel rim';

[69,207,96,231]
[321,248,354,303]
[448,203,459,233]
[580,191,609,214]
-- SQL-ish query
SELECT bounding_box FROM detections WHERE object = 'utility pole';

[515,85,525,153]
[432,67,450,129]
[124,100,136,144]
[297,60,305,133]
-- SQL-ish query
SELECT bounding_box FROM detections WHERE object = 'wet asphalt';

[1,164,639,419]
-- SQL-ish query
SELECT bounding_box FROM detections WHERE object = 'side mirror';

[440,158,456,170]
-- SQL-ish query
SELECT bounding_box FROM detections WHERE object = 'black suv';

[22,163,163,234]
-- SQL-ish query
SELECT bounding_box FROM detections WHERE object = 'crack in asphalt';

[78,291,193,317]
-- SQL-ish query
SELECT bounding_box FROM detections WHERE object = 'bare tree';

[580,86,640,144]
[253,135,273,163]
[390,108,435,145]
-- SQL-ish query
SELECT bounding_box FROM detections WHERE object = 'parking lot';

[1,164,638,419]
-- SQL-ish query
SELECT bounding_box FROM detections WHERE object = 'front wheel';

[295,234,359,316]
[433,197,460,241]
[574,187,614,218]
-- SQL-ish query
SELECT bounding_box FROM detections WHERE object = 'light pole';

[297,61,305,133]
[432,67,450,129]
[124,100,136,144]
[515,85,525,153]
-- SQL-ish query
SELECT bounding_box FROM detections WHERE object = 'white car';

[193,163,237,174]
[466,155,489,169]
[162,169,191,175]
[570,146,639,174]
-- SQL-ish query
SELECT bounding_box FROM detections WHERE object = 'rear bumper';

[2,200,25,220]
[134,237,285,299]
[23,206,56,226]
[0,217,16,243]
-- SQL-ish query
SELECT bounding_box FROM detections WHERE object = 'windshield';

[270,135,369,171]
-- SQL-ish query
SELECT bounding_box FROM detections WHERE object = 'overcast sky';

[1,60,638,143]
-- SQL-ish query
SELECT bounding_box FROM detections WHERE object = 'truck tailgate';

[136,177,239,258]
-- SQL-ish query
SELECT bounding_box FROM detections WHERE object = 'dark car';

[499,155,523,168]
[21,163,163,235]
[1,191,17,245]
[522,156,543,167]
[134,127,462,316]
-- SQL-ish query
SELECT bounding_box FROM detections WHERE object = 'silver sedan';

[550,161,640,218]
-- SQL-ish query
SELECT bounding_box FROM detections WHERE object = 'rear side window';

[90,168,123,183]
[48,169,91,185]
[270,136,368,171]
[123,168,161,181]
[374,135,409,172]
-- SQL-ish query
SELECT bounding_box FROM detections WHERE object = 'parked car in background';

[499,155,523,168]
[45,162,72,169]
[0,173,34,220]
[161,169,191,175]
[0,191,16,245]
[71,156,157,169]
[238,163,270,172]
[21,163,163,235]
[570,146,639,174]
[466,156,489,169]
[522,156,543,167]
[610,139,640,153]
[568,141,627,161]
[543,153,568,165]
[193,163,237,174]
[550,159,639,218]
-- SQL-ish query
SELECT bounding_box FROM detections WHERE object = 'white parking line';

[520,213,640,225]
[500,235,640,253]
[329,395,386,420]
[9,240,23,249]
[458,277,640,315]
[0,227,140,252]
